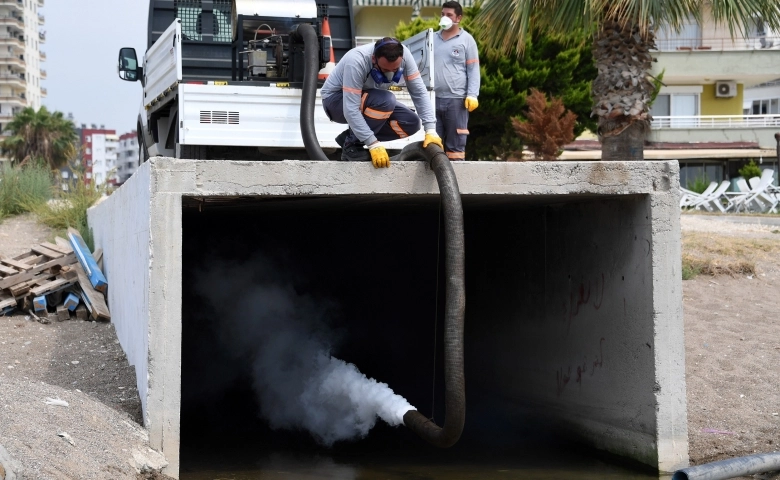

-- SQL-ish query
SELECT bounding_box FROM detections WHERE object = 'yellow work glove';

[369,144,390,168]
[464,96,479,112]
[423,129,444,149]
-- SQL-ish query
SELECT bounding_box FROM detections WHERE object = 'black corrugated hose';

[292,23,329,161]
[393,143,466,448]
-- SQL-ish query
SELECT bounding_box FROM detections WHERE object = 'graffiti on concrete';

[563,273,605,334]
[556,337,605,396]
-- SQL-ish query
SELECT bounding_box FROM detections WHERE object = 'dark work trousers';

[435,97,469,160]
[322,89,422,146]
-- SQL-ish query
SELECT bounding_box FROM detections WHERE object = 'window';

[651,95,671,117]
[750,98,780,115]
[651,91,700,127]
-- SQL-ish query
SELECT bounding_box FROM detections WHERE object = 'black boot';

[335,129,350,149]
[341,141,370,162]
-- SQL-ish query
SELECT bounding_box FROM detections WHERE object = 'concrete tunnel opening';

[177,192,660,473]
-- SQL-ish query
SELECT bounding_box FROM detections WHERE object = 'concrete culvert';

[89,159,687,477]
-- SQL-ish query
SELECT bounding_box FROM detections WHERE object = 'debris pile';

[0,227,110,322]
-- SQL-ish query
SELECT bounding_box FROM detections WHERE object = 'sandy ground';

[0,212,778,479]
[0,214,170,480]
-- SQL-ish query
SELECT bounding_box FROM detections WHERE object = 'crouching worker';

[321,37,443,168]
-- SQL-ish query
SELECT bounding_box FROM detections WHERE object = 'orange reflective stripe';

[446,151,466,159]
[361,92,368,111]
[405,71,421,81]
[456,129,469,135]
[466,58,479,65]
[390,120,408,138]
[343,86,362,95]
[364,107,392,120]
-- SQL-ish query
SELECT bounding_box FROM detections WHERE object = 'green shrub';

[0,162,53,217]
[737,160,762,180]
[686,174,711,194]
[30,177,103,251]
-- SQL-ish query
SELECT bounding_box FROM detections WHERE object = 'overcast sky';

[44,0,147,134]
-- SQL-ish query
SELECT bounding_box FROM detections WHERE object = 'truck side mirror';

[118,47,142,82]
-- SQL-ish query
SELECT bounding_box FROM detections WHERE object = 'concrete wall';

[87,158,688,477]
[88,162,151,414]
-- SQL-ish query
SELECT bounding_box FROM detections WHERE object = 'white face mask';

[439,16,455,30]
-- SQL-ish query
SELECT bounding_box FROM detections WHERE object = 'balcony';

[648,114,780,148]
[40,69,46,79]
[38,31,45,43]
[655,36,780,52]
[0,0,23,12]
[0,54,24,68]
[0,34,24,48]
[40,87,46,97]
[37,14,43,25]
[0,73,26,88]
[0,94,27,107]
[37,0,42,6]
[651,47,780,86]
[0,15,24,28]
[39,51,46,61]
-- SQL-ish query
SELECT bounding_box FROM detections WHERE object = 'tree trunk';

[591,21,656,161]
[600,121,646,161]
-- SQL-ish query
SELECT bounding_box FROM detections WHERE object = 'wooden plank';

[32,295,47,313]
[73,263,110,321]
[93,248,104,272]
[56,305,70,322]
[8,280,33,297]
[63,292,80,311]
[0,292,17,310]
[67,228,108,294]
[41,241,73,255]
[31,244,65,259]
[31,277,77,297]
[55,237,70,249]
[0,264,18,276]
[75,304,88,321]
[0,256,34,271]
[0,253,76,290]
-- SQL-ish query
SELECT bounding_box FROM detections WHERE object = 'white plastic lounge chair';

[734,170,778,213]
[694,180,732,212]
[680,181,717,209]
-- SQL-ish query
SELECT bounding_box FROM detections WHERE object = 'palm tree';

[474,0,780,160]
[1,107,78,169]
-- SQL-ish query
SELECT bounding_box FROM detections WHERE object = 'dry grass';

[682,231,780,279]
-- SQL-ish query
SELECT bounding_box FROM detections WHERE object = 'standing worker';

[434,1,480,161]
[321,37,443,168]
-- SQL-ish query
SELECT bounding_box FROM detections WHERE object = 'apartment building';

[116,131,140,184]
[625,7,779,186]
[0,0,45,135]
[80,126,118,187]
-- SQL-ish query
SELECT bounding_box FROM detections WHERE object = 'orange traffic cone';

[318,16,336,80]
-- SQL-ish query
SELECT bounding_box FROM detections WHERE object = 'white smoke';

[194,255,416,445]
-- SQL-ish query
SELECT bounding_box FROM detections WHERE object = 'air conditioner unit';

[715,81,737,98]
